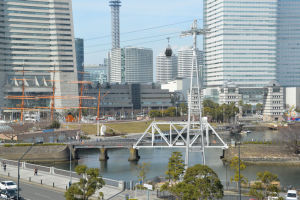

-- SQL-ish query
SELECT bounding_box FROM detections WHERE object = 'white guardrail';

[0,158,125,190]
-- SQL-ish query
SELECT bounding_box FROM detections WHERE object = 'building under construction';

[0,0,79,119]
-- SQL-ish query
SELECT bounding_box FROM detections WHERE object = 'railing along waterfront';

[0,158,124,190]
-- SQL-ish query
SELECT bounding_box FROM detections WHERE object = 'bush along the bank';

[243,141,272,145]
[47,120,61,129]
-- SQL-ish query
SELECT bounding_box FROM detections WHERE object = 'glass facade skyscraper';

[204,0,300,88]
[277,0,300,87]
[0,0,78,111]
[75,38,84,81]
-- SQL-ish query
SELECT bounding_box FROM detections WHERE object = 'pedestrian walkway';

[0,159,123,199]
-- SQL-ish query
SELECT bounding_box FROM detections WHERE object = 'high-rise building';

[84,64,108,84]
[109,0,121,49]
[0,0,78,113]
[204,0,300,88]
[156,47,178,83]
[75,38,84,81]
[177,47,203,79]
[109,47,153,84]
[277,0,300,87]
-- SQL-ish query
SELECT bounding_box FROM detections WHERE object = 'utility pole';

[21,63,25,123]
[181,20,209,168]
[18,143,36,200]
[238,142,241,200]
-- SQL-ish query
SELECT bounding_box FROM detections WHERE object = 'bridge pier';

[128,147,140,161]
[99,148,109,161]
[68,145,78,160]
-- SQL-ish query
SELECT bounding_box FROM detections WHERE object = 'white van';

[286,190,298,200]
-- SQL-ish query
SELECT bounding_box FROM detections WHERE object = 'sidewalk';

[0,163,122,199]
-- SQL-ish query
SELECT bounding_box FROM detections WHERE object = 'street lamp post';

[69,145,72,186]
[17,143,36,200]
[238,142,241,200]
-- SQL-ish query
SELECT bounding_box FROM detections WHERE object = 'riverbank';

[0,144,71,162]
[223,144,300,165]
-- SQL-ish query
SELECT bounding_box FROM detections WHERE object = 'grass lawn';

[63,121,184,135]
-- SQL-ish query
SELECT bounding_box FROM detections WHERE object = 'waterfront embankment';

[224,144,300,165]
[0,144,70,162]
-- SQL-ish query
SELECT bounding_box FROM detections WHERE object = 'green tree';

[165,152,185,183]
[164,107,178,117]
[168,164,224,200]
[256,103,264,114]
[65,165,105,200]
[257,171,279,197]
[48,120,61,129]
[249,171,280,199]
[203,99,238,122]
[229,156,248,188]
[149,110,161,118]
[179,103,188,115]
[249,182,264,200]
[137,162,150,184]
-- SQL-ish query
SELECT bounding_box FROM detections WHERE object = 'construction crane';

[3,68,97,122]
[96,87,110,120]
[5,66,33,122]
[69,80,93,122]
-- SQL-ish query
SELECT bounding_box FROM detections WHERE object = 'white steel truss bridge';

[133,121,228,151]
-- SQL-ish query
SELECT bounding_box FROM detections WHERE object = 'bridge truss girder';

[133,121,228,150]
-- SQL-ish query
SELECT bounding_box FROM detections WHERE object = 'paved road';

[0,177,65,200]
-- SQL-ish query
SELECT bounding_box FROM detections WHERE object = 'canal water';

[53,130,300,187]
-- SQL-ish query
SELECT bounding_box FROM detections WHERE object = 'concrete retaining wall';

[0,145,70,162]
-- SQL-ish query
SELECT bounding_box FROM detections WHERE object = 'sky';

[72,0,203,65]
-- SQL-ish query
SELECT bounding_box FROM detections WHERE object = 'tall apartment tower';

[109,0,121,49]
[0,0,79,111]
[156,47,178,83]
[110,47,153,84]
[204,0,300,88]
[177,47,203,79]
[75,38,84,81]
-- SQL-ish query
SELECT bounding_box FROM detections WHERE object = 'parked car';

[286,190,298,200]
[0,189,17,200]
[0,182,17,190]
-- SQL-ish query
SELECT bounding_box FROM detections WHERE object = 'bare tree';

[278,125,300,154]
[0,125,16,141]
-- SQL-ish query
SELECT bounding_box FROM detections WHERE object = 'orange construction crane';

[97,87,109,120]
[69,81,92,122]
[2,68,37,122]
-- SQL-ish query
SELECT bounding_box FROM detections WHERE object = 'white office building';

[204,0,300,88]
[0,0,79,112]
[156,49,177,84]
[177,47,203,80]
[109,47,153,84]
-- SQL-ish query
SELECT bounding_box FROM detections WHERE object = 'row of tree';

[203,99,239,122]
[65,153,282,200]
[148,103,187,118]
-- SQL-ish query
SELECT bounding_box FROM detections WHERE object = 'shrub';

[47,120,61,129]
